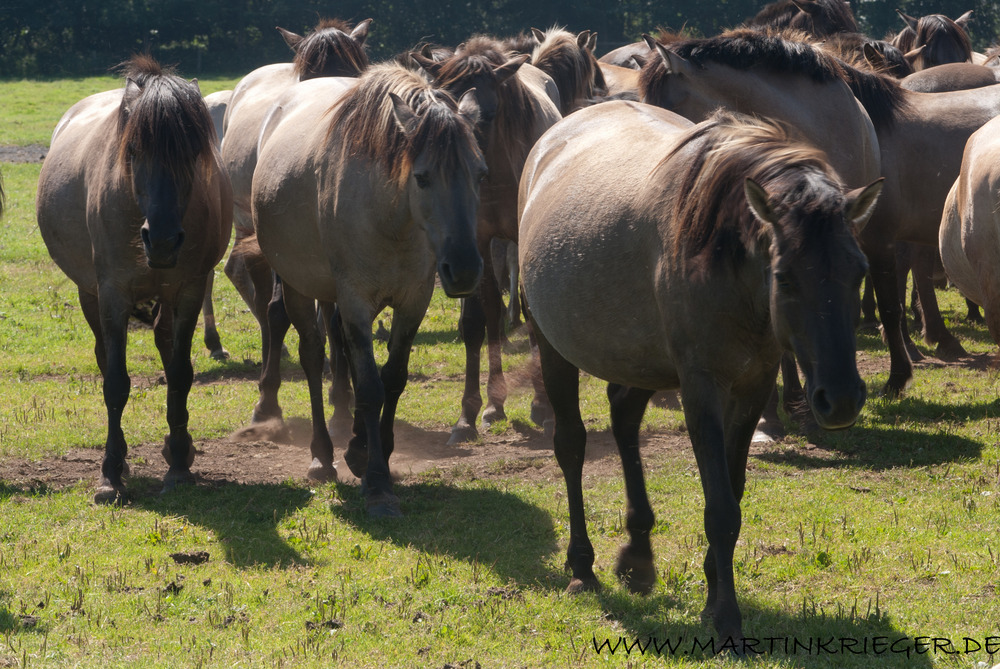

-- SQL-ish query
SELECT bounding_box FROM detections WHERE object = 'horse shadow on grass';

[330,479,564,592]
[129,478,314,568]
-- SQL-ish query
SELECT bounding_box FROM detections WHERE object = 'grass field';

[1,75,1000,668]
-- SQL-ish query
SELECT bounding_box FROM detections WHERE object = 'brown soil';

[0,144,47,163]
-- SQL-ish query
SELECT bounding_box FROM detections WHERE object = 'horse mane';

[327,62,477,187]
[913,14,972,67]
[744,0,858,37]
[433,35,546,176]
[640,28,907,130]
[292,18,369,80]
[530,27,603,113]
[115,54,217,184]
[666,110,842,273]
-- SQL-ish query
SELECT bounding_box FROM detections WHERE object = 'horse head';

[279,18,372,80]
[390,90,486,297]
[746,174,882,428]
[117,58,215,269]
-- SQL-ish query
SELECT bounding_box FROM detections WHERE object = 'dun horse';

[520,103,879,644]
[36,55,233,503]
[250,63,485,516]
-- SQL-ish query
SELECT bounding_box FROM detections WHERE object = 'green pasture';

[1,77,1000,668]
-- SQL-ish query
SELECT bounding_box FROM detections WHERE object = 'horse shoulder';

[202,90,232,147]
[223,63,296,131]
[598,63,640,98]
[517,63,562,127]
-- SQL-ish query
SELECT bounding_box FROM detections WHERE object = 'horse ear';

[189,78,201,94]
[954,10,973,29]
[276,26,305,52]
[845,178,884,233]
[412,52,444,80]
[650,39,692,77]
[791,0,821,17]
[531,27,545,44]
[745,178,778,227]
[389,93,417,136]
[351,18,373,45]
[494,54,530,85]
[457,88,481,127]
[576,30,591,50]
[630,53,647,69]
[125,78,142,100]
[896,9,919,32]
[862,42,886,69]
[904,44,925,64]
[587,32,598,53]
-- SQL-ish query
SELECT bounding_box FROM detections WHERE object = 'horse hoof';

[343,444,368,478]
[481,406,507,429]
[566,576,601,594]
[307,458,338,483]
[530,403,552,427]
[904,341,924,362]
[447,422,478,446]
[542,419,555,439]
[327,415,353,441]
[210,347,230,361]
[753,417,784,443]
[615,546,656,595]
[366,491,402,518]
[161,468,195,494]
[94,479,127,505]
[936,338,968,360]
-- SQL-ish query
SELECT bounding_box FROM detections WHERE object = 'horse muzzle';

[141,223,185,269]
[808,377,867,430]
[437,254,483,298]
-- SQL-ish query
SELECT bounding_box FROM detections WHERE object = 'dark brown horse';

[521,104,879,644]
[36,55,233,503]
[892,10,973,70]
[744,0,858,36]
[412,35,561,445]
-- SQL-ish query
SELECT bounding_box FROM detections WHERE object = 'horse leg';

[283,285,336,482]
[93,289,133,504]
[481,260,509,428]
[338,301,399,517]
[78,288,107,375]
[449,293,485,444]
[252,274,289,426]
[201,270,229,360]
[607,383,657,594]
[893,242,922,361]
[506,241,521,328]
[859,275,879,330]
[160,288,204,492]
[865,243,914,396]
[911,245,966,359]
[967,299,984,324]
[679,374,743,644]
[527,322,554,431]
[376,306,423,469]
[535,325,595,592]
[321,301,353,440]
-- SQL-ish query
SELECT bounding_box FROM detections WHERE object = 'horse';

[528,27,606,114]
[901,62,1000,92]
[891,10,972,71]
[940,115,1000,345]
[743,0,858,36]
[520,103,880,645]
[640,28,1000,398]
[250,63,486,516]
[35,55,233,503]
[221,18,370,332]
[411,35,562,445]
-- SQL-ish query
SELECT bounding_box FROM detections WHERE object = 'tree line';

[2,0,998,78]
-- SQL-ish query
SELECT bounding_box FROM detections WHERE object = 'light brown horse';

[528,26,606,114]
[221,18,371,327]
[36,55,233,503]
[412,35,562,445]
[940,115,1000,345]
[520,103,879,645]
[641,28,1000,397]
[251,63,486,516]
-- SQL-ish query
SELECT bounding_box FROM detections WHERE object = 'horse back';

[520,102,740,388]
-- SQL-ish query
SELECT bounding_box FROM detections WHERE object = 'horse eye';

[414,173,430,189]
[478,169,488,184]
[774,271,794,290]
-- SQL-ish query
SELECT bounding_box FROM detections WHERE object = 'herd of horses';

[27,0,1000,647]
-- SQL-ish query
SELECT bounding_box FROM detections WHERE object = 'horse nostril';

[811,387,832,417]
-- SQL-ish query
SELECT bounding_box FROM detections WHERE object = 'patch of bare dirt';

[0,144,47,163]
